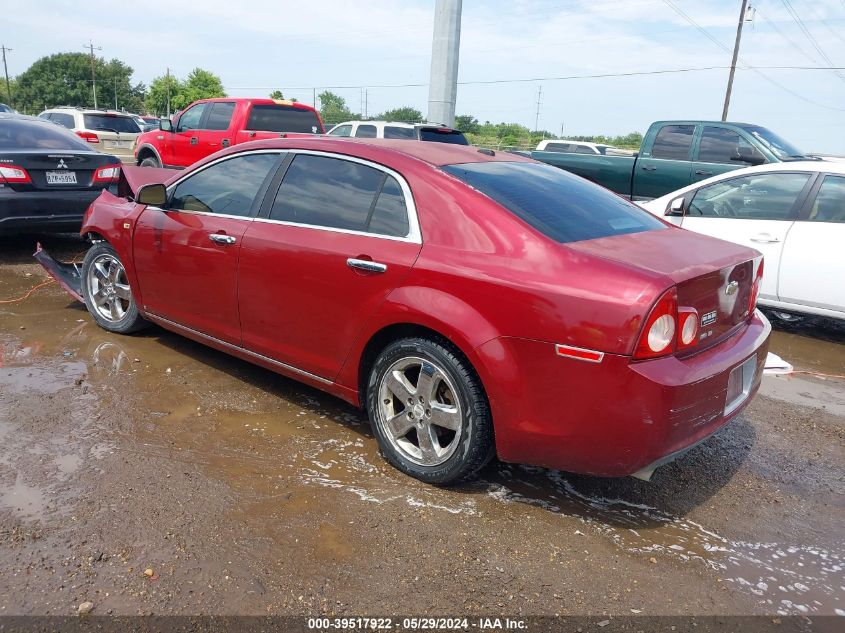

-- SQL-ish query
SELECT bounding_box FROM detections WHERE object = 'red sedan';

[37,138,770,485]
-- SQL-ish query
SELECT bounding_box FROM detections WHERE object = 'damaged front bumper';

[33,243,85,304]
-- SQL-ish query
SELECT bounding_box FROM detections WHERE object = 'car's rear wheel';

[366,337,494,485]
[81,243,146,334]
[139,156,161,168]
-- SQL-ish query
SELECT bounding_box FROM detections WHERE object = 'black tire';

[139,156,161,168]
[366,337,494,485]
[81,242,147,334]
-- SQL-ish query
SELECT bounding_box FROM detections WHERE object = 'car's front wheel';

[366,337,494,485]
[81,243,147,334]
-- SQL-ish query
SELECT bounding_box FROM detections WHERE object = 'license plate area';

[725,354,757,416]
[104,140,131,149]
[45,171,78,185]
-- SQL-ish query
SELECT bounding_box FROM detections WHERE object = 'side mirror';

[666,196,685,216]
[136,183,167,206]
[731,148,765,166]
[159,118,173,132]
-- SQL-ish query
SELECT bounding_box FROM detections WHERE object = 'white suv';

[327,120,468,144]
[38,107,142,162]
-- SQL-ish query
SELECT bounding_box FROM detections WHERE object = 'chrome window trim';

[263,149,422,244]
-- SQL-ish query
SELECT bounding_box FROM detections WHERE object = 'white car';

[37,107,142,162]
[535,139,635,156]
[640,161,845,322]
[326,120,468,144]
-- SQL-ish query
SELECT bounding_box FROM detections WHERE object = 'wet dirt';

[0,234,843,617]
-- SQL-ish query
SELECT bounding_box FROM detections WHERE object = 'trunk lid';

[568,227,760,352]
[0,150,118,192]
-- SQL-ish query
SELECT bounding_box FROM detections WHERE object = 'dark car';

[0,113,122,234]
[0,104,13,113]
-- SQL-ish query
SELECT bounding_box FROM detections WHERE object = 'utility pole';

[722,0,749,121]
[83,40,102,109]
[534,85,542,132]
[364,89,368,119]
[427,0,462,127]
[560,122,564,139]
[1,45,12,108]
[114,76,118,110]
[313,87,317,109]
[166,67,171,117]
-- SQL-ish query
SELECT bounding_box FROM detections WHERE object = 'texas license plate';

[105,140,130,149]
[45,171,77,185]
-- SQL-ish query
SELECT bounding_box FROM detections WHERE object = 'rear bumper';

[0,189,101,234]
[477,311,771,477]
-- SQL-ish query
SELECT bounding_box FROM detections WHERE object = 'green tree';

[145,74,184,116]
[269,90,284,100]
[318,90,357,125]
[175,68,226,110]
[12,52,145,114]
[454,115,480,134]
[378,106,423,123]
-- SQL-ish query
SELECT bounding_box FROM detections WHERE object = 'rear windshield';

[418,128,468,145]
[442,162,666,243]
[0,118,92,151]
[83,114,141,134]
[246,105,323,134]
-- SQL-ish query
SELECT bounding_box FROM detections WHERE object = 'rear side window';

[270,154,410,237]
[83,114,141,134]
[575,145,596,154]
[651,125,694,160]
[442,161,666,243]
[0,118,91,151]
[246,105,322,134]
[204,101,236,131]
[329,124,352,137]
[384,126,415,139]
[355,125,378,138]
[807,175,845,223]
[170,153,280,217]
[418,128,468,145]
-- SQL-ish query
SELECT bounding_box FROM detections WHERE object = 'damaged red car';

[37,138,770,485]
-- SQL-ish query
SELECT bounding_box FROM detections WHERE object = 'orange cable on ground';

[0,279,56,305]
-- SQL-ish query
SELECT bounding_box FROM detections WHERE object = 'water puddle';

[0,475,49,521]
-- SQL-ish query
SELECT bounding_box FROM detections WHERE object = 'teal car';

[529,120,815,201]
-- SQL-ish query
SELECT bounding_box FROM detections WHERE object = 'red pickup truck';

[134,98,324,168]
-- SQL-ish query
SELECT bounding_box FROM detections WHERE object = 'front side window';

[269,154,410,237]
[384,126,415,139]
[176,104,207,132]
[355,125,378,138]
[807,175,845,223]
[204,102,236,131]
[329,125,352,137]
[688,172,811,220]
[442,161,666,243]
[170,153,280,216]
[698,127,758,164]
[651,125,694,160]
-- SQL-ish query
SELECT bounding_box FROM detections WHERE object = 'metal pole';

[534,85,542,132]
[114,76,118,110]
[427,0,462,127]
[166,67,171,117]
[1,45,12,108]
[84,40,102,109]
[722,0,749,121]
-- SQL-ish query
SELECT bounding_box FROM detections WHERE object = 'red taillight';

[677,308,700,350]
[76,131,100,143]
[748,257,764,317]
[634,287,678,359]
[93,164,121,183]
[0,164,32,183]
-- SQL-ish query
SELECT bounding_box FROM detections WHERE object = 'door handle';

[695,169,712,176]
[641,165,657,171]
[209,233,237,245]
[347,258,387,273]
[750,234,780,244]
[190,136,198,145]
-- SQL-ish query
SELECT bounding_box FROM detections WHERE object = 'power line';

[757,9,824,67]
[660,0,845,111]
[778,0,845,82]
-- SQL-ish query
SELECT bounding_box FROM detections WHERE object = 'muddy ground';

[0,233,842,618]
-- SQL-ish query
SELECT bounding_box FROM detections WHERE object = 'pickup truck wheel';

[81,243,147,334]
[366,337,494,485]
[139,156,161,168]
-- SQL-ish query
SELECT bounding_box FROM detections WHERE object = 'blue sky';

[2,0,844,152]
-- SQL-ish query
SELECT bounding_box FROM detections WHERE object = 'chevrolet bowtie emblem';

[725,280,739,296]
[56,159,68,169]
